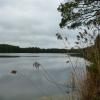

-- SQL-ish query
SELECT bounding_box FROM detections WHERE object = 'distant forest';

[0,44,82,53]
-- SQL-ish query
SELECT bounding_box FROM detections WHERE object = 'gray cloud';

[0,0,77,48]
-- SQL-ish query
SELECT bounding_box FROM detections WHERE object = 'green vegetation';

[58,0,100,29]
[0,44,20,53]
[0,44,83,54]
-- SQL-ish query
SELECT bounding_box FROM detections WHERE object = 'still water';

[0,53,87,100]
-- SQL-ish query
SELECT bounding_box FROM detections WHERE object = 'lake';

[0,53,88,100]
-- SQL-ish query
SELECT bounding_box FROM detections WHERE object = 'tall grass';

[79,35,100,100]
[56,29,100,100]
[73,33,100,100]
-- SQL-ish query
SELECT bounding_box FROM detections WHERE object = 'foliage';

[0,44,83,54]
[58,0,100,29]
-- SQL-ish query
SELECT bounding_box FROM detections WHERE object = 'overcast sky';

[0,0,78,48]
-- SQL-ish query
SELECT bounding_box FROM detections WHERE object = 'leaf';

[56,33,63,40]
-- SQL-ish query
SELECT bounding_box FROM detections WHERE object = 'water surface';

[0,53,87,100]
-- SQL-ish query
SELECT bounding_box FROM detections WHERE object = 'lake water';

[0,53,88,100]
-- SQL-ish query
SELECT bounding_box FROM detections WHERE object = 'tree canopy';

[58,0,100,29]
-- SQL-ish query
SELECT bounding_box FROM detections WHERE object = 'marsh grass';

[56,29,100,100]
[73,34,100,100]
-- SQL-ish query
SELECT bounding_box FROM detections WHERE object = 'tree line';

[0,44,82,53]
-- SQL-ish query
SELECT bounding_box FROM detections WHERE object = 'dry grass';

[69,35,100,100]
[77,36,100,100]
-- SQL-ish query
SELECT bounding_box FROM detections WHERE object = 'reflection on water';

[0,53,87,100]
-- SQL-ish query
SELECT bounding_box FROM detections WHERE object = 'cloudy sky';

[0,0,78,48]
